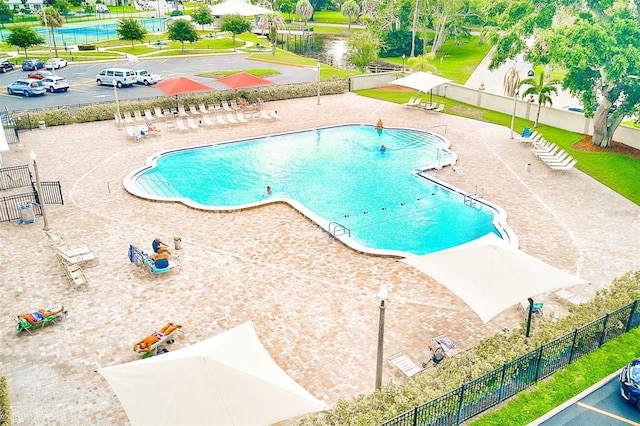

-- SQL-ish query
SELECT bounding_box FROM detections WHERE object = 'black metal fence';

[1,108,20,144]
[380,300,640,426]
[0,165,33,190]
[0,183,64,223]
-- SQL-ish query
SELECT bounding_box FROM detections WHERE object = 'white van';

[96,68,137,87]
[96,4,109,13]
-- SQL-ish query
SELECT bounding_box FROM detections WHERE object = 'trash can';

[38,121,46,130]
[173,236,182,250]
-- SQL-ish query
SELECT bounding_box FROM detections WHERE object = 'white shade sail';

[402,234,588,323]
[98,321,328,425]
[389,72,452,94]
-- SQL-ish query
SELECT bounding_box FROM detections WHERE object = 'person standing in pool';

[375,119,384,136]
[265,186,272,196]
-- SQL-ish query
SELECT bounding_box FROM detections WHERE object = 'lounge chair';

[533,145,559,157]
[550,158,578,172]
[177,105,189,117]
[230,99,240,110]
[539,150,568,164]
[517,130,539,142]
[236,111,248,123]
[134,323,183,358]
[207,104,218,113]
[163,108,173,119]
[388,352,423,377]
[545,155,574,168]
[61,259,88,288]
[433,102,445,112]
[144,109,154,122]
[260,109,273,120]
[269,110,281,119]
[403,97,416,107]
[226,113,238,124]
[202,114,215,126]
[14,304,67,335]
[199,103,209,114]
[154,107,165,119]
[123,111,135,124]
[216,115,228,125]
[128,244,179,276]
[57,246,98,267]
[518,132,542,144]
[403,97,422,108]
[134,110,144,123]
[189,104,200,115]
[187,117,200,129]
[421,101,437,110]
[126,126,143,142]
[222,100,233,112]
[175,118,189,131]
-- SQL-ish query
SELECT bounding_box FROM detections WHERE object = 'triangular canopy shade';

[215,72,274,90]
[390,71,452,94]
[209,0,272,16]
[98,321,328,425]
[402,234,588,323]
[153,76,214,97]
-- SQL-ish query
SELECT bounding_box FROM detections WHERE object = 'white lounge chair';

[550,158,578,172]
[226,113,238,124]
[388,352,423,377]
[199,104,209,114]
[222,100,233,112]
[260,109,273,120]
[433,102,445,112]
[57,246,98,267]
[202,115,215,126]
[177,105,189,117]
[236,111,248,123]
[175,118,189,131]
[519,132,543,144]
[421,102,438,110]
[189,104,200,115]
[269,110,280,119]
[154,107,165,119]
[545,155,573,168]
[144,109,154,122]
[215,115,228,125]
[403,97,416,106]
[187,118,200,129]
[134,110,144,123]
[539,150,568,164]
[60,259,88,288]
[533,145,559,157]
[403,97,422,108]
[123,111,135,124]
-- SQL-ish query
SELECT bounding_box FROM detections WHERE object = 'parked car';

[22,58,45,71]
[45,58,68,70]
[41,75,70,93]
[0,58,16,73]
[134,69,162,85]
[620,358,640,410]
[7,79,46,97]
[27,70,54,80]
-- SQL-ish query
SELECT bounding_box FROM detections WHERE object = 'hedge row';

[300,271,640,425]
[14,80,348,130]
[0,376,9,426]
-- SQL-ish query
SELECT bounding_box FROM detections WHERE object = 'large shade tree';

[220,14,250,52]
[167,19,198,53]
[258,12,286,56]
[191,4,213,30]
[117,18,147,49]
[6,25,45,57]
[486,0,640,148]
[38,7,64,57]
[345,30,380,72]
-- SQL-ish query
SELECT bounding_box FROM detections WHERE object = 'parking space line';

[576,402,640,425]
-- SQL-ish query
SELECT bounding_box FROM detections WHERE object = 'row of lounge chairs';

[402,97,445,112]
[46,231,97,288]
[531,140,578,172]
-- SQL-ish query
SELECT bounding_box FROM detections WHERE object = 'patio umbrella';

[98,321,328,425]
[209,0,272,16]
[154,76,214,108]
[215,72,273,90]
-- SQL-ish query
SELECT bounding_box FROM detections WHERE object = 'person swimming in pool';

[265,186,272,196]
[380,144,387,152]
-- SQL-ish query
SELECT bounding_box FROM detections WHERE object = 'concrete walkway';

[2,93,639,424]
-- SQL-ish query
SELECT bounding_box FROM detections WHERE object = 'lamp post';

[525,298,534,337]
[316,61,321,105]
[30,151,51,231]
[401,54,405,74]
[509,89,520,139]
[113,80,121,127]
[375,287,388,390]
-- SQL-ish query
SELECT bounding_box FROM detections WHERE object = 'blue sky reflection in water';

[138,125,500,255]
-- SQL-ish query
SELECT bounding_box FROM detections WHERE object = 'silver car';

[7,79,46,97]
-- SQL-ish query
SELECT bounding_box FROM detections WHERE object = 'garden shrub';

[0,376,9,426]
[77,44,97,51]
[13,80,348,130]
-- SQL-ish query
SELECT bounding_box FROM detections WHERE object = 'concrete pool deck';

[2,93,640,424]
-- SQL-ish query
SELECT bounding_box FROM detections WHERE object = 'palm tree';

[295,0,313,25]
[258,12,286,56]
[38,7,64,58]
[519,73,560,128]
[341,0,359,30]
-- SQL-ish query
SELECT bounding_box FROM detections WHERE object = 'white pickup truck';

[134,69,162,85]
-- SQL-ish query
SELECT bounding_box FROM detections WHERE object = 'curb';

[526,368,622,425]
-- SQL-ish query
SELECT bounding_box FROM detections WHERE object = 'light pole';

[375,286,388,390]
[525,298,534,337]
[509,89,520,139]
[30,151,51,231]
[113,80,121,127]
[316,62,321,105]
[401,54,405,74]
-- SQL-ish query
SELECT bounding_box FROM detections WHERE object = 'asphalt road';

[0,54,318,112]
[539,377,640,425]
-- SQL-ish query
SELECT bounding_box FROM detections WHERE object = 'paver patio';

[1,93,639,425]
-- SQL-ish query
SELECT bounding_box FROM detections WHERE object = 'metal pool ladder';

[328,222,351,238]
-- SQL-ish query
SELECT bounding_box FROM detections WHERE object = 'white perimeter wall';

[351,72,640,150]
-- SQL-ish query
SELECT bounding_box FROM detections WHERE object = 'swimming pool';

[124,124,516,256]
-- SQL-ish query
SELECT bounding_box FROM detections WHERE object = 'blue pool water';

[125,125,513,255]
